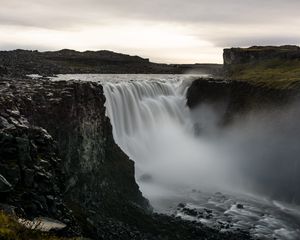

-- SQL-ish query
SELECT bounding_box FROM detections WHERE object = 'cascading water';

[103,78,237,200]
[103,80,195,192]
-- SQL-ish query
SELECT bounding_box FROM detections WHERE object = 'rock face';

[223,45,300,65]
[0,77,250,239]
[0,78,148,238]
[0,91,80,235]
[186,78,298,123]
[223,45,300,86]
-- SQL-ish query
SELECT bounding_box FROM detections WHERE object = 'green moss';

[0,211,80,240]
[227,59,300,89]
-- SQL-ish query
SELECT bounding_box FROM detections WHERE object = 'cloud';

[1,0,300,28]
[0,0,299,62]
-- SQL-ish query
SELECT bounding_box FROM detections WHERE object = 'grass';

[0,211,80,240]
[227,59,300,89]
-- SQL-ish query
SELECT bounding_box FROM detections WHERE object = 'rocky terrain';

[0,77,251,239]
[0,49,222,77]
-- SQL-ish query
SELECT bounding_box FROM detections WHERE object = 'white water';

[103,77,236,198]
[103,79,190,184]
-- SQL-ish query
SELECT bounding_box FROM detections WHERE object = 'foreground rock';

[0,77,251,239]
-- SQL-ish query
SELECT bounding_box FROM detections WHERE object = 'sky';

[0,0,300,63]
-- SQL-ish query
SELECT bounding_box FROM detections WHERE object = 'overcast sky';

[0,0,300,63]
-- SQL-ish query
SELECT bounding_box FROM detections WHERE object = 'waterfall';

[104,80,189,140]
[103,78,233,201]
[103,75,300,206]
[104,80,192,179]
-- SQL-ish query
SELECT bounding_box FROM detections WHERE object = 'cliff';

[223,45,300,65]
[223,45,300,88]
[186,78,299,120]
[0,78,250,240]
[0,78,150,238]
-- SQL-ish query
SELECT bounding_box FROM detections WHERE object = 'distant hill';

[0,49,222,76]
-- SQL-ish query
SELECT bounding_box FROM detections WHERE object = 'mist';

[215,102,300,203]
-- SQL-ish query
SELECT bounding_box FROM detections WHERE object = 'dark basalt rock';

[0,174,12,192]
[186,78,299,124]
[0,99,80,235]
[0,65,8,76]
[236,204,244,209]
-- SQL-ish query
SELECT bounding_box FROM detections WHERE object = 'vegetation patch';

[0,211,79,240]
[226,59,300,89]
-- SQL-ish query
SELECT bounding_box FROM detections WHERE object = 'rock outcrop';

[223,45,300,65]
[223,46,300,87]
[186,78,299,123]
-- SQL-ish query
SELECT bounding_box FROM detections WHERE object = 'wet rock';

[0,174,12,192]
[0,116,14,129]
[186,78,297,125]
[0,164,20,187]
[23,168,35,187]
[236,204,244,209]
[177,203,185,208]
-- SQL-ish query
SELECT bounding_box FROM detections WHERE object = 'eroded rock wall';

[223,45,300,65]
[0,78,149,238]
[186,78,298,124]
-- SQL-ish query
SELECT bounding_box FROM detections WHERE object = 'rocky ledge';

[186,78,300,122]
[0,78,251,239]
